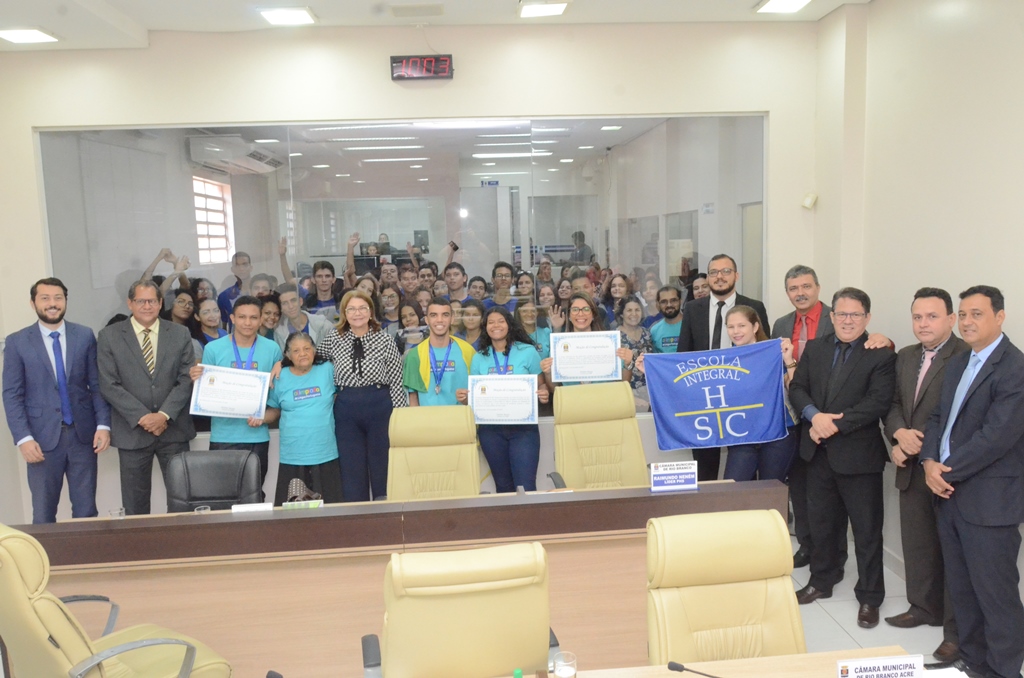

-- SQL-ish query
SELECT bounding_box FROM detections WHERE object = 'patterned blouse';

[315,327,408,409]
[620,326,655,391]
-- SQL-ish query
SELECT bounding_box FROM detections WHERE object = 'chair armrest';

[59,595,120,637]
[68,638,196,678]
[548,472,567,489]
[361,634,382,678]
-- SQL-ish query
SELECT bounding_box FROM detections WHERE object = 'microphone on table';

[667,661,723,678]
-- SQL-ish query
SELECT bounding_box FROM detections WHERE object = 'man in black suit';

[788,287,896,629]
[675,253,770,481]
[883,288,967,664]
[921,286,1024,678]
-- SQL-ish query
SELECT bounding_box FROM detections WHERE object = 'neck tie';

[49,331,74,426]
[939,354,981,463]
[711,301,726,350]
[141,328,155,375]
[914,348,937,404]
[796,314,809,362]
[826,341,850,400]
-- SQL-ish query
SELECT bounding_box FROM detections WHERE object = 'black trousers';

[692,447,721,482]
[118,440,188,515]
[274,460,344,506]
[900,459,957,641]
[335,385,393,502]
[806,450,885,607]
[790,455,849,558]
[937,497,1024,678]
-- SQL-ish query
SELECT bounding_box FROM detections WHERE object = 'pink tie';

[914,349,936,403]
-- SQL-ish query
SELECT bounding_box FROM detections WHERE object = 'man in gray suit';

[884,287,967,664]
[98,280,196,515]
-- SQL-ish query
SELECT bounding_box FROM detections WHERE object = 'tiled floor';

[791,537,949,661]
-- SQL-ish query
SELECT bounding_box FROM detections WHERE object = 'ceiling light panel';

[260,8,317,25]
[343,145,425,151]
[327,137,418,142]
[756,0,813,13]
[0,29,58,44]
[519,2,569,18]
[362,157,430,162]
[472,152,552,158]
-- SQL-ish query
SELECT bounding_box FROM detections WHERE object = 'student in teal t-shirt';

[264,332,342,505]
[514,299,555,360]
[402,297,475,407]
[190,295,283,493]
[649,286,683,352]
[470,306,550,493]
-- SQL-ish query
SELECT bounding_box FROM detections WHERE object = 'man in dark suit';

[2,278,111,524]
[98,280,196,515]
[789,287,896,629]
[675,253,770,481]
[921,286,1024,678]
[883,288,967,664]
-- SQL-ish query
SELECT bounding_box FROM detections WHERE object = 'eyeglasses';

[834,312,867,321]
[174,299,194,308]
[346,306,371,314]
[132,298,161,307]
[569,306,592,315]
[707,268,735,278]
[198,308,220,316]
[493,273,512,280]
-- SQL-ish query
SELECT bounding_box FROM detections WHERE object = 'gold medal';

[435,384,441,394]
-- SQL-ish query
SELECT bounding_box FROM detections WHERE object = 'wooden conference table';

[20,481,787,678]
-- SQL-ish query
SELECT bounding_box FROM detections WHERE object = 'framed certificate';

[550,331,622,383]
[189,365,271,419]
[468,374,538,425]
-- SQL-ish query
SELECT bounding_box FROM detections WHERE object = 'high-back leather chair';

[646,509,806,664]
[553,381,648,488]
[165,448,262,512]
[0,523,232,677]
[387,405,481,500]
[364,542,550,678]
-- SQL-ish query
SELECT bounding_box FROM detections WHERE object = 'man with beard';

[649,286,684,352]
[2,278,111,523]
[675,254,771,481]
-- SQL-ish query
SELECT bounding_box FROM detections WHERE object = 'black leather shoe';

[947,659,985,678]
[932,640,960,664]
[795,584,832,605]
[857,603,879,628]
[884,610,934,628]
[793,546,811,568]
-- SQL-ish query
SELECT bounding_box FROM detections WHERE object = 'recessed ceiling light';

[547,168,559,172]
[532,127,570,133]
[312,164,330,169]
[472,152,552,159]
[254,139,279,144]
[531,140,558,145]
[560,159,574,163]
[483,162,497,166]
[353,180,366,184]
[309,124,410,132]
[327,137,418,142]
[600,126,622,131]
[578,145,594,150]
[410,165,423,169]
[756,0,812,13]
[335,173,350,177]
[519,2,569,19]
[0,29,58,44]
[470,172,530,176]
[540,179,550,182]
[418,178,430,182]
[289,152,303,157]
[474,142,532,147]
[477,133,532,138]
[344,145,424,151]
[260,8,317,25]
[362,157,430,163]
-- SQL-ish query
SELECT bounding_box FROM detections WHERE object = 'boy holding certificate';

[190,295,283,493]
[402,297,476,407]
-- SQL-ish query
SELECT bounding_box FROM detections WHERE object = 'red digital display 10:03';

[391,54,454,80]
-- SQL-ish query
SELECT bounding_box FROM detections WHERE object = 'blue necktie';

[50,331,74,426]
[939,354,981,463]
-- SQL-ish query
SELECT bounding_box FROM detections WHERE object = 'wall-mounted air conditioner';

[188,136,284,175]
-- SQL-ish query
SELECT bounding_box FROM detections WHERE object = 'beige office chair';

[552,381,649,489]
[0,523,232,678]
[362,542,552,678]
[646,509,806,664]
[387,404,481,500]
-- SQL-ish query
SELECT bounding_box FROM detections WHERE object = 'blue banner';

[646,340,788,451]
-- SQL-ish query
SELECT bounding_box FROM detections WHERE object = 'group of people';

[4,239,1022,678]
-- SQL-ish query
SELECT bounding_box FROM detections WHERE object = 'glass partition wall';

[39,116,764,330]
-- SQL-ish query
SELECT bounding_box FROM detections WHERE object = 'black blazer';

[788,332,896,475]
[675,294,770,352]
[920,336,1024,526]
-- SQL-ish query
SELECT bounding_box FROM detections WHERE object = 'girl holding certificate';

[539,293,634,387]
[470,307,549,493]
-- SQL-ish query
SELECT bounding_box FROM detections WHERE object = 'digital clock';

[391,54,454,81]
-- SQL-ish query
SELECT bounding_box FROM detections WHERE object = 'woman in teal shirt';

[264,332,343,505]
[469,307,550,492]
[514,298,557,360]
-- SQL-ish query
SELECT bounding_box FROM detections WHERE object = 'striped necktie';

[141,328,155,374]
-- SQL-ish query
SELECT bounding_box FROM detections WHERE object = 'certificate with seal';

[468,375,538,425]
[189,365,271,419]
[550,331,622,383]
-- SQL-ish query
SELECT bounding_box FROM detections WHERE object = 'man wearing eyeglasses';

[674,253,770,481]
[98,280,197,515]
[788,287,896,630]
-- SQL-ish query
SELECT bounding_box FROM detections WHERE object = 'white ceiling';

[1,0,871,51]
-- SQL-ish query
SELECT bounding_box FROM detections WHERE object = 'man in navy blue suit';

[2,278,111,524]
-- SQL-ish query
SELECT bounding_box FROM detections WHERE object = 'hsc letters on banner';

[645,340,788,451]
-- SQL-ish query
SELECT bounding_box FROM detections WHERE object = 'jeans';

[477,424,541,493]
[723,426,800,482]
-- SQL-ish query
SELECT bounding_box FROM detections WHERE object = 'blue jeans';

[723,426,800,482]
[477,424,541,493]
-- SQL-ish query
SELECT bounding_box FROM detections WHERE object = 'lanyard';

[492,346,511,375]
[232,335,258,370]
[429,340,454,395]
